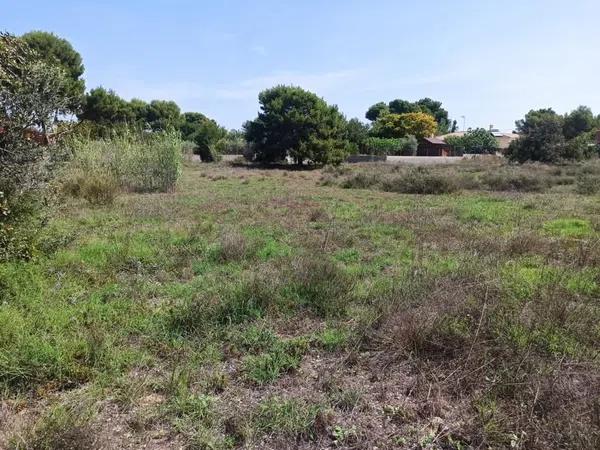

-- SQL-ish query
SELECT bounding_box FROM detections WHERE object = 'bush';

[215,131,248,155]
[79,172,120,205]
[363,136,417,156]
[445,128,499,155]
[482,173,545,192]
[380,168,458,194]
[575,175,600,195]
[340,172,379,189]
[196,144,222,163]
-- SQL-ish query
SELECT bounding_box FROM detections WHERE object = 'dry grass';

[2,159,599,449]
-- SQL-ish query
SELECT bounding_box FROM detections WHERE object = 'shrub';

[380,168,458,194]
[575,175,600,195]
[340,172,379,189]
[0,33,73,261]
[482,173,545,192]
[79,172,119,205]
[447,128,499,155]
[215,130,248,155]
[363,136,417,156]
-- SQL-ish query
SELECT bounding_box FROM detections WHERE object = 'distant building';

[437,129,519,152]
[490,131,519,150]
[417,137,452,156]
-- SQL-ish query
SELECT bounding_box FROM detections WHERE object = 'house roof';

[438,132,466,139]
[422,137,448,145]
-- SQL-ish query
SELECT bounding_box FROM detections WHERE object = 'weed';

[312,327,350,351]
[9,393,98,450]
[252,397,325,441]
[286,255,354,316]
[243,337,309,385]
[216,230,248,262]
[329,387,363,412]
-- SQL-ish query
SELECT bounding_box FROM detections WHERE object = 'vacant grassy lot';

[1,160,599,449]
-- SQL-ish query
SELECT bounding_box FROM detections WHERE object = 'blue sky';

[4,0,600,131]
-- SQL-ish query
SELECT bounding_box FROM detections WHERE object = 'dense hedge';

[363,136,417,156]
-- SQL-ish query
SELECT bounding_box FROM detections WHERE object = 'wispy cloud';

[250,45,267,56]
[215,69,364,100]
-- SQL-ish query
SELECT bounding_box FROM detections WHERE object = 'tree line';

[3,30,600,168]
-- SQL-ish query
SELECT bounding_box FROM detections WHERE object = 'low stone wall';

[345,154,387,163]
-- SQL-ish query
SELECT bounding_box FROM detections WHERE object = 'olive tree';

[1,32,73,259]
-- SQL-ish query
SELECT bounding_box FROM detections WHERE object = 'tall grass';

[64,131,183,195]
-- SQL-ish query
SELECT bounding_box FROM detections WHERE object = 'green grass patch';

[543,218,593,238]
[252,396,324,441]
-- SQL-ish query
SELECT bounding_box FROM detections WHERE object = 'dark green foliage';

[507,109,566,162]
[388,98,420,115]
[508,107,598,163]
[563,105,596,140]
[367,97,457,133]
[145,100,182,131]
[345,118,370,153]
[414,97,457,134]
[21,30,85,112]
[563,132,598,160]
[244,85,351,165]
[365,102,389,121]
[363,136,417,155]
[80,90,222,140]
[445,128,499,155]
[179,112,210,141]
[78,87,136,126]
[179,112,227,161]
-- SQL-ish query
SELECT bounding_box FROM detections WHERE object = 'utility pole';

[460,115,466,132]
